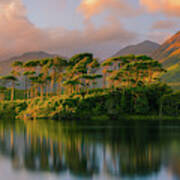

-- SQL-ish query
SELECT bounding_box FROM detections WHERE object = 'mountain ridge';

[152,31,180,68]
[0,51,62,75]
[0,51,58,63]
[151,31,180,89]
[112,40,160,57]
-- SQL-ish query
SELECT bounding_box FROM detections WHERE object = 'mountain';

[112,40,160,57]
[153,31,180,68]
[98,40,160,88]
[0,51,60,75]
[152,31,180,89]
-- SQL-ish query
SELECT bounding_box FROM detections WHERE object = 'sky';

[0,0,180,60]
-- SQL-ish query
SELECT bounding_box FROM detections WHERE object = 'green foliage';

[23,60,40,67]
[10,83,171,120]
[161,91,180,116]
[134,91,149,114]
[0,100,27,120]
[12,61,23,67]
[69,53,93,66]
[0,75,17,81]
[101,54,165,89]
[0,53,178,120]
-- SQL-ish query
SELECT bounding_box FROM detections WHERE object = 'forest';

[0,53,180,120]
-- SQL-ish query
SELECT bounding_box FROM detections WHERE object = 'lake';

[0,119,180,180]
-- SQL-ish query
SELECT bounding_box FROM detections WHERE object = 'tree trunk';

[46,84,49,97]
[24,78,27,99]
[58,84,62,96]
[40,84,44,98]
[51,68,56,95]
[159,96,164,117]
[30,87,34,99]
[35,86,38,97]
[11,82,15,101]
[148,69,153,84]
[27,89,31,99]
[50,78,54,94]
[103,73,106,89]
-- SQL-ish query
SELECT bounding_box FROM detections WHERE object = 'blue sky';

[23,0,180,34]
[0,0,180,59]
[23,0,84,29]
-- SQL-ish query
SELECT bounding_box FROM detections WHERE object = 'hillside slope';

[0,51,59,75]
[153,31,180,68]
[113,40,160,57]
[152,31,180,88]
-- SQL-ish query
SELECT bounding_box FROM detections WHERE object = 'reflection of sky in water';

[0,158,178,180]
[0,121,180,180]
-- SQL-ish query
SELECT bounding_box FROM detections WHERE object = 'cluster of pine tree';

[1,53,179,120]
[0,53,165,101]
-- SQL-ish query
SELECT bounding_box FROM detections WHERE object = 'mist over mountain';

[1,32,180,89]
[0,51,60,75]
[112,40,160,57]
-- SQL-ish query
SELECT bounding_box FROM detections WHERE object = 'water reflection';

[0,120,180,180]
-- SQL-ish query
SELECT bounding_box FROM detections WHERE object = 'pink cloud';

[140,0,180,16]
[77,0,140,19]
[152,20,178,30]
[0,0,137,60]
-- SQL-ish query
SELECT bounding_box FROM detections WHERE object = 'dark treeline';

[0,53,179,119]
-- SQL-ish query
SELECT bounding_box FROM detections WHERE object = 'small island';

[0,53,179,121]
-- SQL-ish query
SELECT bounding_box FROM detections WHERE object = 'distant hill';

[0,51,61,75]
[152,31,180,89]
[112,40,160,57]
[98,40,160,88]
[153,31,180,68]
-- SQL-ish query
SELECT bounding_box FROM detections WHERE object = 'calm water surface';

[0,120,180,180]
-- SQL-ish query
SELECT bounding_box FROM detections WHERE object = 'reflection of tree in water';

[167,142,180,179]
[116,125,161,176]
[0,120,180,178]
[24,139,66,173]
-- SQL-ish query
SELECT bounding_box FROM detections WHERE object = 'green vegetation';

[0,53,179,120]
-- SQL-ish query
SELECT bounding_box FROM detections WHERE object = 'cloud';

[140,0,180,16]
[41,16,138,58]
[0,0,49,59]
[147,31,172,44]
[152,20,178,30]
[0,0,137,60]
[77,0,140,20]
